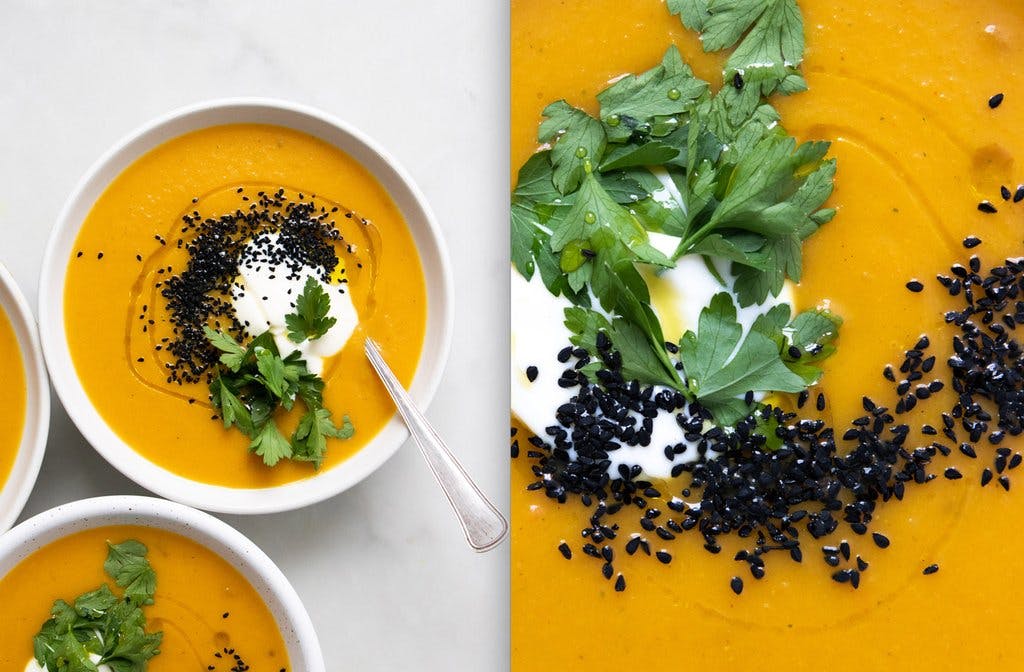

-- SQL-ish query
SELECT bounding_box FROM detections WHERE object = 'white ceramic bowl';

[38,98,453,514]
[0,495,325,670]
[0,264,48,533]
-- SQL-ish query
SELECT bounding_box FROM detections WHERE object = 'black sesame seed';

[978,200,998,214]
[963,236,982,249]
[944,467,962,480]
[614,574,626,592]
[922,563,939,575]
[1001,185,1013,201]
[989,92,1005,109]
[655,550,672,564]
[526,365,539,383]
[730,576,743,595]
[905,280,924,293]
[872,532,890,549]
[557,542,572,560]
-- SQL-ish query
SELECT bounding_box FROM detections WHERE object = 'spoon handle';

[364,338,508,552]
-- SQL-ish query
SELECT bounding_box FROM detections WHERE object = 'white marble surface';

[0,1,509,670]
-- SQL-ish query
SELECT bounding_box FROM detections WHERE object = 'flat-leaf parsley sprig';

[512,41,838,424]
[205,278,354,468]
[33,540,163,672]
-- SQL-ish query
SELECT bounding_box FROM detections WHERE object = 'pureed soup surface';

[512,0,1024,669]
[0,304,25,489]
[65,124,427,487]
[0,525,289,670]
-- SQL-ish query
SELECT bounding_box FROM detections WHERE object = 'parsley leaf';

[564,307,682,389]
[34,540,162,672]
[103,541,156,607]
[669,0,807,101]
[286,276,338,344]
[539,101,608,195]
[203,326,246,371]
[596,46,708,141]
[249,420,293,467]
[291,409,355,468]
[783,307,842,384]
[204,327,355,469]
[680,292,807,423]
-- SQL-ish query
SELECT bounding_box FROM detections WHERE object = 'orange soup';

[0,525,289,670]
[65,124,427,487]
[0,303,26,490]
[512,0,1024,669]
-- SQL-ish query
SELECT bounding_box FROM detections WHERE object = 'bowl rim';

[38,97,454,514]
[0,262,49,533]
[0,495,325,670]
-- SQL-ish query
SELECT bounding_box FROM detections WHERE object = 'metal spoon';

[364,338,508,552]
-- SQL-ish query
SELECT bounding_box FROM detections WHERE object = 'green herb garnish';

[678,292,840,423]
[204,276,354,468]
[205,327,354,468]
[669,0,808,107]
[33,540,162,672]
[513,34,838,424]
[286,276,339,344]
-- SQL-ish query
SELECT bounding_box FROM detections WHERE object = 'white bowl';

[0,264,48,533]
[38,98,453,514]
[0,495,325,670]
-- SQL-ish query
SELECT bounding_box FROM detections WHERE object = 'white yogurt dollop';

[510,232,794,480]
[231,233,358,375]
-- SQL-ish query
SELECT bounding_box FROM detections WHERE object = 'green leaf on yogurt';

[680,292,807,423]
[286,276,338,344]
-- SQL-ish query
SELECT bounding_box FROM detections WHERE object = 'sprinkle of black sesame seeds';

[154,189,360,385]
